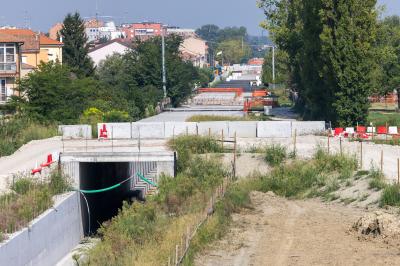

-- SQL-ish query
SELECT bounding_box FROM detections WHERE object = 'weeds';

[368,168,386,191]
[380,185,400,207]
[264,144,287,166]
[0,170,70,241]
[314,148,358,180]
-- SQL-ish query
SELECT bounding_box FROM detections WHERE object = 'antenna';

[24,11,30,29]
[95,0,99,21]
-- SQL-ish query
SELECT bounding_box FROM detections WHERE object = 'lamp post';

[265,45,276,89]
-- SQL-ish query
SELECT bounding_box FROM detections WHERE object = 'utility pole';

[162,33,167,99]
[272,46,275,89]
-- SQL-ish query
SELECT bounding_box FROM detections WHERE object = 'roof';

[0,29,63,52]
[0,32,24,43]
[22,63,36,69]
[88,39,132,53]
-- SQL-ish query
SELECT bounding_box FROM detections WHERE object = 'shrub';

[380,185,400,207]
[314,148,357,180]
[103,110,130,122]
[264,144,287,166]
[368,168,386,191]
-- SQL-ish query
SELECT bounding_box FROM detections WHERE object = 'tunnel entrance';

[79,162,132,235]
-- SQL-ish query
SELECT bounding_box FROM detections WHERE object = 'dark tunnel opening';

[79,162,133,236]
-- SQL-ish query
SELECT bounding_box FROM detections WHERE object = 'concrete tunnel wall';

[0,192,83,266]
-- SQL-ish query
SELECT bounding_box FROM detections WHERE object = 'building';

[180,37,208,68]
[49,22,63,41]
[88,39,131,66]
[0,28,63,103]
[98,21,125,41]
[121,22,166,41]
[0,33,23,103]
[248,58,264,66]
[166,27,196,38]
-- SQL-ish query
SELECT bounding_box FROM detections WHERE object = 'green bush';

[314,148,357,180]
[103,110,130,122]
[264,144,287,166]
[11,178,35,195]
[368,168,386,190]
[380,185,400,207]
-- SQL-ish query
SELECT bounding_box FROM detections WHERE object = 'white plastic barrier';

[164,122,197,138]
[389,126,399,135]
[228,122,257,138]
[345,127,355,134]
[367,127,376,133]
[292,121,325,135]
[132,122,165,139]
[197,122,229,136]
[97,123,131,139]
[257,121,292,138]
[59,125,91,139]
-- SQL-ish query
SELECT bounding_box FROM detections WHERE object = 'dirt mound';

[353,211,400,237]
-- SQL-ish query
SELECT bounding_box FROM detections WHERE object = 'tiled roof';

[0,32,24,43]
[0,29,63,52]
[39,35,63,46]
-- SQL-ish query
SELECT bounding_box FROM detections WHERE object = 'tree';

[262,49,288,85]
[60,12,94,77]
[217,39,251,65]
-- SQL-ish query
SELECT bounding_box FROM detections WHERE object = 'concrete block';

[389,126,398,135]
[0,192,83,266]
[59,125,91,139]
[197,122,229,136]
[292,121,326,135]
[228,122,257,138]
[164,122,197,138]
[132,122,165,139]
[97,123,131,139]
[257,121,291,138]
[367,127,376,133]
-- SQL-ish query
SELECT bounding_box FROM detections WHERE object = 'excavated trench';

[79,162,135,235]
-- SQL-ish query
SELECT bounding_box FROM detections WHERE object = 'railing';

[0,63,17,72]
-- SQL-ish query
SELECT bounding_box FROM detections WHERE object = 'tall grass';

[264,144,287,166]
[380,185,400,207]
[0,117,57,157]
[368,167,387,191]
[0,170,71,241]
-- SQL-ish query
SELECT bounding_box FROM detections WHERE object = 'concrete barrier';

[164,122,197,138]
[292,121,326,135]
[97,123,131,139]
[228,122,257,138]
[257,121,291,138]
[59,125,91,139]
[0,192,83,266]
[197,122,229,136]
[132,122,165,139]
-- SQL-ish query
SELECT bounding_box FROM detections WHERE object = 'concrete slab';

[59,125,91,139]
[292,121,326,136]
[97,123,131,139]
[389,126,398,135]
[197,122,229,136]
[132,122,165,139]
[257,121,292,138]
[164,122,197,138]
[228,122,257,138]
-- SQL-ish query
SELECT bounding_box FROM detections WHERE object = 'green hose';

[79,183,121,194]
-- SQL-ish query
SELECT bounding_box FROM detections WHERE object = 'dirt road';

[196,192,400,266]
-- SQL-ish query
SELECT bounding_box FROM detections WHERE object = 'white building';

[180,37,208,68]
[88,39,132,66]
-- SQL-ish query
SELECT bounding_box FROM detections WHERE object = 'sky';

[0,0,399,36]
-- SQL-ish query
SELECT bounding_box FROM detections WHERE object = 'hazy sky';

[0,0,399,35]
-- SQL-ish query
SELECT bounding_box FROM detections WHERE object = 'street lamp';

[264,45,275,89]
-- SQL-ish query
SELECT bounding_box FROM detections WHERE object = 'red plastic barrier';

[31,167,42,175]
[334,128,344,136]
[40,154,54,168]
[377,126,388,134]
[356,126,366,133]
[99,124,108,139]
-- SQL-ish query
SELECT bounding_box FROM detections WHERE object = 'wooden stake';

[360,141,363,169]
[175,245,179,265]
[208,128,211,137]
[386,122,388,142]
[327,135,330,154]
[398,158,400,185]
[186,126,188,136]
[293,129,297,156]
[233,132,237,180]
[381,150,384,173]
[340,137,343,156]
[221,129,224,150]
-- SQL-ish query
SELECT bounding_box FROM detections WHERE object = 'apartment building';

[121,22,166,41]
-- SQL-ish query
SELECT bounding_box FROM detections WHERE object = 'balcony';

[0,63,17,75]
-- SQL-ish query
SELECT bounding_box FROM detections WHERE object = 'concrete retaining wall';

[97,123,131,139]
[132,122,165,139]
[257,121,292,138]
[197,122,229,136]
[228,122,257,138]
[292,121,325,136]
[164,122,197,138]
[59,125,91,139]
[0,192,83,266]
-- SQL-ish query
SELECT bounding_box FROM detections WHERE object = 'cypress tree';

[60,12,94,77]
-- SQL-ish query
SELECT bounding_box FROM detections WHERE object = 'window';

[0,44,16,71]
[0,79,6,102]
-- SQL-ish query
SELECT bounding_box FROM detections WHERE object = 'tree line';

[7,13,211,124]
[258,0,400,126]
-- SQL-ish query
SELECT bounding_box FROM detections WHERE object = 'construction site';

[1,66,400,266]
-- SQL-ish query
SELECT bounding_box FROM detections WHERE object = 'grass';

[368,111,400,127]
[0,117,57,157]
[264,144,287,167]
[270,87,293,107]
[0,170,71,241]
[380,185,400,207]
[368,168,387,191]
